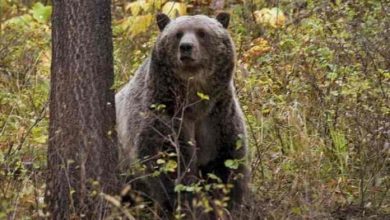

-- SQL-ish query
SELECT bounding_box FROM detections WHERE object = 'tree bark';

[46,0,118,219]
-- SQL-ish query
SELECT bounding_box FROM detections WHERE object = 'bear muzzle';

[178,33,200,67]
[179,43,196,62]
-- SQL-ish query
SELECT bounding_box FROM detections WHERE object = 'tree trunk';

[46,0,118,219]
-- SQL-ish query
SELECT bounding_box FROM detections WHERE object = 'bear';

[115,12,249,218]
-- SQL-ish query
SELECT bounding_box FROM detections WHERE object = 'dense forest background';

[0,0,389,219]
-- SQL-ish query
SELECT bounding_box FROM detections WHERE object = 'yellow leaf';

[126,0,164,14]
[139,0,151,11]
[130,15,153,36]
[243,37,271,60]
[254,8,272,25]
[196,91,210,101]
[270,7,286,27]
[125,2,142,16]
[152,0,168,10]
[162,2,187,18]
[254,7,286,28]
[33,134,48,144]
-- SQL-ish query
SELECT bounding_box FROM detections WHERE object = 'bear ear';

[216,12,230,29]
[156,13,170,31]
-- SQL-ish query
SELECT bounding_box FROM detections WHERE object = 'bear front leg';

[173,119,199,214]
[136,116,198,216]
[211,102,249,211]
[135,118,178,216]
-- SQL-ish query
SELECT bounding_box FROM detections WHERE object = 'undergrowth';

[0,0,388,219]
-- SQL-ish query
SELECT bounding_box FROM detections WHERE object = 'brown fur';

[116,13,249,218]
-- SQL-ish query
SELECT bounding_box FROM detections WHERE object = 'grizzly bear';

[116,12,248,217]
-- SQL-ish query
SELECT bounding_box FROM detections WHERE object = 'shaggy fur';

[116,13,249,217]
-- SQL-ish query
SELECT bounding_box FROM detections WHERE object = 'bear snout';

[178,33,200,63]
[180,42,193,53]
[179,42,195,62]
[178,48,198,66]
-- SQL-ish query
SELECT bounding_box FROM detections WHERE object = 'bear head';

[152,12,236,81]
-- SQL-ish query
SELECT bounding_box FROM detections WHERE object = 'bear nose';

[180,43,193,53]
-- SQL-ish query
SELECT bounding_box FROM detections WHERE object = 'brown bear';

[116,12,249,218]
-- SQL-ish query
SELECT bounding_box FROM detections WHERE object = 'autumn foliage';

[0,0,389,219]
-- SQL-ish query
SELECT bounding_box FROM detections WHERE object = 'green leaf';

[235,134,244,150]
[156,159,165,164]
[31,2,52,23]
[224,159,240,170]
[164,160,177,172]
[207,173,222,182]
[174,184,186,192]
[185,186,195,192]
[150,103,166,111]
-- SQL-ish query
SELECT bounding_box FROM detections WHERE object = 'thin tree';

[46,0,118,218]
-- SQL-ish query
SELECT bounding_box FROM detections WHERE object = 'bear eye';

[197,30,206,38]
[176,32,183,39]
